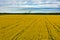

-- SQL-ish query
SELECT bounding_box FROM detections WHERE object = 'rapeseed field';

[0,15,60,40]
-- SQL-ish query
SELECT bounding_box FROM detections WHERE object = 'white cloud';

[0,0,60,13]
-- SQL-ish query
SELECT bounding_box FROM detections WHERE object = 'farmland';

[0,15,60,40]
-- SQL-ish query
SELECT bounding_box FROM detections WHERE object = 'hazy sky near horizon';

[0,0,60,13]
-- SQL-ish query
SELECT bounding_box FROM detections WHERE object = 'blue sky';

[0,0,60,13]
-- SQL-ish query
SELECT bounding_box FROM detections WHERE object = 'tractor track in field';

[0,17,26,30]
[0,21,20,30]
[45,18,55,40]
[45,17,60,40]
[11,17,41,40]
[45,17,60,33]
